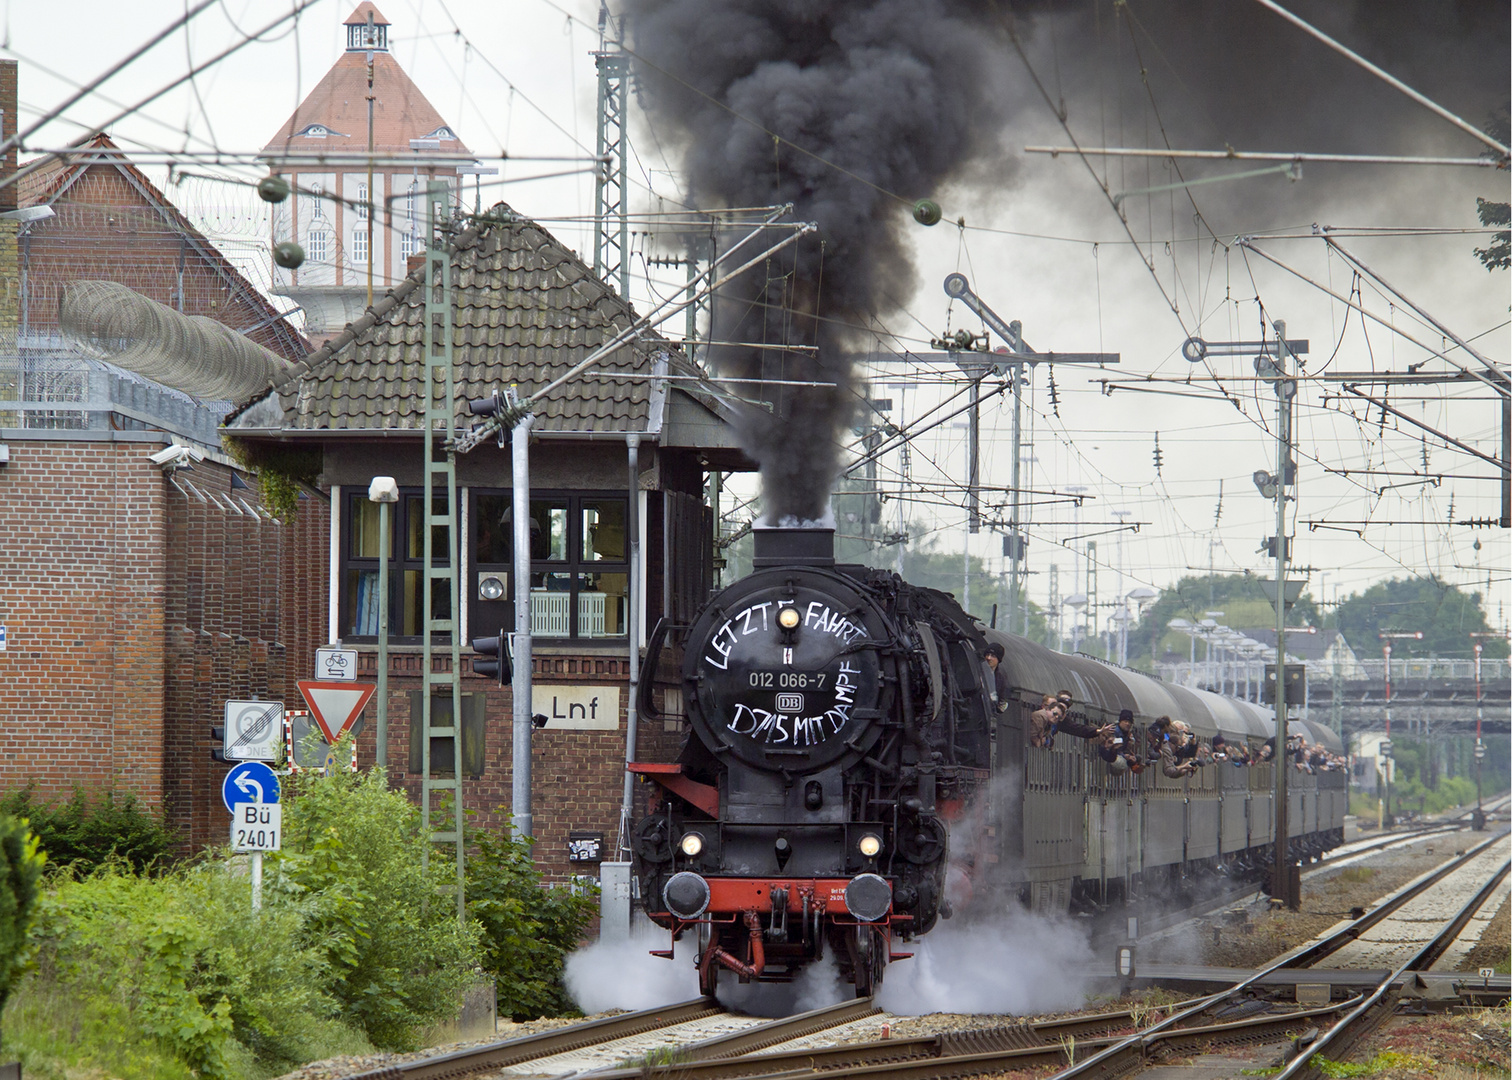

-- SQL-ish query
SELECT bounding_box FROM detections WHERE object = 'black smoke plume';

[624,1,1016,523]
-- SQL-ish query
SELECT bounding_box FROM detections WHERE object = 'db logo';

[775,693,804,713]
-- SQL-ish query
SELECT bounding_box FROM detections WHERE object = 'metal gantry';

[593,7,629,300]
[420,179,466,923]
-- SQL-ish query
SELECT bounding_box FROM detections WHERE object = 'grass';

[618,1045,694,1069]
[1337,866,1377,885]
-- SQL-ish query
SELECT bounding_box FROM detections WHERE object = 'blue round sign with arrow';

[222,761,281,813]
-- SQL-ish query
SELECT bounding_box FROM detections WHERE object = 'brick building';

[226,205,748,881]
[0,60,326,842]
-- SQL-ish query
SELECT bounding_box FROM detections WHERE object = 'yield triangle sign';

[298,680,377,744]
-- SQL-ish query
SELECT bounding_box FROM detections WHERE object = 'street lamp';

[1126,587,1159,666]
[367,476,399,767]
[1065,593,1088,653]
[1377,631,1423,828]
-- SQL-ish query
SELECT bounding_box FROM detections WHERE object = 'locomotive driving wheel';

[848,925,887,998]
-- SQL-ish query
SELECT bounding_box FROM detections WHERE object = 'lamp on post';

[1167,618,1195,686]
[1377,631,1423,828]
[1064,593,1088,653]
[367,476,399,767]
[1126,587,1159,667]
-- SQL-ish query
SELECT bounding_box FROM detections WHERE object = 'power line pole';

[593,4,629,300]
[937,275,1117,633]
[1268,319,1297,909]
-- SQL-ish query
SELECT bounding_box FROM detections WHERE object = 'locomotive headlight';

[778,606,801,630]
[858,833,882,858]
[679,832,705,857]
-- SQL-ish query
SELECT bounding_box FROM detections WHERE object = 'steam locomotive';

[629,526,1344,996]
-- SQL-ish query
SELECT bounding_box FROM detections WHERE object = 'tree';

[1335,576,1506,660]
[0,813,45,1052]
[1126,572,1321,670]
[1473,106,1509,273]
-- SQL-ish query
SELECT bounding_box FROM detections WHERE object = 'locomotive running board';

[627,761,721,817]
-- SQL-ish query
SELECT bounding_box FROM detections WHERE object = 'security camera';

[367,476,399,503]
[149,444,204,470]
[531,713,548,729]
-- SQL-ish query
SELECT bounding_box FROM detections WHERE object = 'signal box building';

[226,204,748,880]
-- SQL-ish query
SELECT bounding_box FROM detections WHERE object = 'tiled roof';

[226,205,699,435]
[344,1,390,26]
[261,51,469,158]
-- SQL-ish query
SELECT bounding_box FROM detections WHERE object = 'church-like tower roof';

[262,3,470,160]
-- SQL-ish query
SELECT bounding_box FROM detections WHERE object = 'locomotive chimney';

[752,520,835,569]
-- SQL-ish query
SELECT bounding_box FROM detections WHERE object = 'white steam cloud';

[564,921,699,1013]
[877,912,1095,1015]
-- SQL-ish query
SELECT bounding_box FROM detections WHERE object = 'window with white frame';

[352,227,368,264]
[309,182,324,220]
[400,230,418,258]
[357,182,369,221]
[307,229,329,264]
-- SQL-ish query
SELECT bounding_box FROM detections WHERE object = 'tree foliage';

[0,787,178,876]
[1473,105,1510,273]
[466,826,595,1021]
[273,763,482,1050]
[0,814,45,1053]
[1335,575,1506,660]
[1126,572,1321,669]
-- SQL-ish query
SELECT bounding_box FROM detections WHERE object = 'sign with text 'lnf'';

[231,802,281,851]
[531,685,621,730]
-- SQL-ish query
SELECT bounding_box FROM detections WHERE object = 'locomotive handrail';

[637,616,685,724]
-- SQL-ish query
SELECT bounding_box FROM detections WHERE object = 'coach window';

[471,491,628,641]
[341,488,452,641]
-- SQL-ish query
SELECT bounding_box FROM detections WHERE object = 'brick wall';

[0,440,167,804]
[20,161,307,362]
[0,440,328,842]
[160,464,328,847]
[340,649,684,883]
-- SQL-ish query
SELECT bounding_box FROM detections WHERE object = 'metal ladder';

[420,179,465,922]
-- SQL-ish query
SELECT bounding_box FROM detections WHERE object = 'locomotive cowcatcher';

[629,524,997,996]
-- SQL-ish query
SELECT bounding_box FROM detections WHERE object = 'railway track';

[587,831,1510,1080]
[343,997,881,1080]
[337,825,1507,1080]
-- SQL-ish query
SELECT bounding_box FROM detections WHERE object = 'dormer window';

[422,126,456,143]
[295,123,331,139]
[346,21,388,51]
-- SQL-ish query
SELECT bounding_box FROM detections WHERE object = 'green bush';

[8,861,365,1080]
[0,813,45,1052]
[0,786,177,875]
[272,763,483,1050]
[466,824,595,1021]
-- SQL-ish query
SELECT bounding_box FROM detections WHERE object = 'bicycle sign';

[315,646,357,682]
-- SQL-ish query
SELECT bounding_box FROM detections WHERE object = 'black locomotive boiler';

[629,525,1344,996]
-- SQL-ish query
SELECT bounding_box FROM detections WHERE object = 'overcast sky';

[7,0,1508,640]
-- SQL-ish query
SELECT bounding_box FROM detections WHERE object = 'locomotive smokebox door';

[686,576,890,776]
